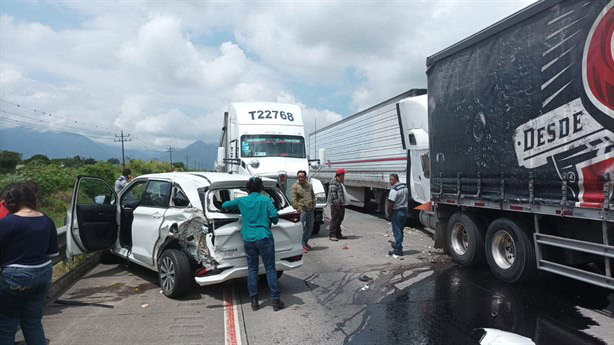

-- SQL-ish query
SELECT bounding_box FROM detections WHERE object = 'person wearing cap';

[327,168,349,241]
[221,177,285,312]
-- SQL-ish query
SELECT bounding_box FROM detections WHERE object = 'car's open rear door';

[66,175,118,260]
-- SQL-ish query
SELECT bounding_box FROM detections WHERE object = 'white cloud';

[1,0,537,150]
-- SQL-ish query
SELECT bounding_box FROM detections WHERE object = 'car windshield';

[241,135,306,158]
[207,187,290,214]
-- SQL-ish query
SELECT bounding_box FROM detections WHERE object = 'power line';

[0,116,115,140]
[0,109,115,137]
[0,98,119,132]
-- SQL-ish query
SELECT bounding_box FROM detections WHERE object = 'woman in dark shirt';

[0,183,58,345]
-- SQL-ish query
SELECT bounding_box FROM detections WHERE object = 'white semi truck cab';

[215,102,327,233]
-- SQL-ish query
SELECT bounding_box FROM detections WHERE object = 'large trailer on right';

[424,0,613,289]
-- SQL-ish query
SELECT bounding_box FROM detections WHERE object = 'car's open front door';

[66,175,118,260]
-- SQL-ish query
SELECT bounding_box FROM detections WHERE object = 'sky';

[0,0,536,151]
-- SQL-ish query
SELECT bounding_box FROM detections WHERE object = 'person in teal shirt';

[222,177,285,311]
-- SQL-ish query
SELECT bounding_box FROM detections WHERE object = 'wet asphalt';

[33,206,613,345]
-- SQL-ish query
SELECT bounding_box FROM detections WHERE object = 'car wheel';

[158,249,192,299]
[276,271,284,279]
[485,218,538,283]
[312,222,321,235]
[446,212,486,266]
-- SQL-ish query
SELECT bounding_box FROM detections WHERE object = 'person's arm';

[386,190,397,220]
[47,217,60,257]
[222,199,239,211]
[268,199,279,225]
[328,183,338,205]
[291,184,302,212]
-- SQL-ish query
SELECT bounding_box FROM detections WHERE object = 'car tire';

[485,217,538,283]
[446,211,486,267]
[312,222,321,235]
[276,271,284,279]
[158,249,192,299]
[100,250,119,264]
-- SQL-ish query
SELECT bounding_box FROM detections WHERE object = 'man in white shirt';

[387,174,408,256]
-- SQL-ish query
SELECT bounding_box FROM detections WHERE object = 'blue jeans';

[300,210,314,246]
[0,263,52,345]
[391,208,407,254]
[244,237,280,299]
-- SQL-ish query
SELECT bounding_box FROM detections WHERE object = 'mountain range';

[0,127,218,170]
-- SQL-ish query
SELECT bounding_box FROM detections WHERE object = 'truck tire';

[446,212,486,266]
[312,222,321,235]
[158,249,193,299]
[485,218,538,283]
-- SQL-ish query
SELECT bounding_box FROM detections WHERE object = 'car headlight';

[315,192,326,204]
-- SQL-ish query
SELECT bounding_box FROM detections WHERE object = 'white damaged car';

[66,172,304,298]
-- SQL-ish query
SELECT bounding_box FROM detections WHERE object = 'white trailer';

[308,89,428,214]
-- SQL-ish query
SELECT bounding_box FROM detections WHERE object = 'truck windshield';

[241,135,306,158]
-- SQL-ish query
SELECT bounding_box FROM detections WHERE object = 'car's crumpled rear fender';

[158,207,218,270]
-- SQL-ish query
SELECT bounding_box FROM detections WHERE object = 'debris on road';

[360,285,370,291]
[141,303,149,308]
[358,275,372,282]
[341,246,349,250]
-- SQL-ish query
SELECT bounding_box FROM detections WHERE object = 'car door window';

[140,181,172,208]
[121,180,147,208]
[77,179,116,205]
[171,188,190,207]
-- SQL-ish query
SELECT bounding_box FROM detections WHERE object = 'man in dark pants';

[328,168,348,241]
[387,174,408,256]
[222,177,285,311]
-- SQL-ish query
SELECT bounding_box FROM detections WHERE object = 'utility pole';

[185,154,189,170]
[114,131,131,170]
[166,147,175,169]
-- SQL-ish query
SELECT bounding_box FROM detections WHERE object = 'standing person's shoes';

[388,250,403,257]
[303,246,308,253]
[329,237,338,241]
[272,298,285,311]
[304,243,312,250]
[336,235,347,240]
[251,297,259,311]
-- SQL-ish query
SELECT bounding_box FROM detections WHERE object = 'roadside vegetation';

[0,150,187,226]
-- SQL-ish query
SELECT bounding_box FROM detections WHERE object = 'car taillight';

[195,267,208,277]
[280,212,300,223]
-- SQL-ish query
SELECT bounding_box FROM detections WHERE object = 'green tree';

[83,158,97,165]
[25,154,50,165]
[0,151,22,173]
[107,158,120,165]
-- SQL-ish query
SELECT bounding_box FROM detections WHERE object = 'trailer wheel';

[485,218,538,283]
[446,212,486,266]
